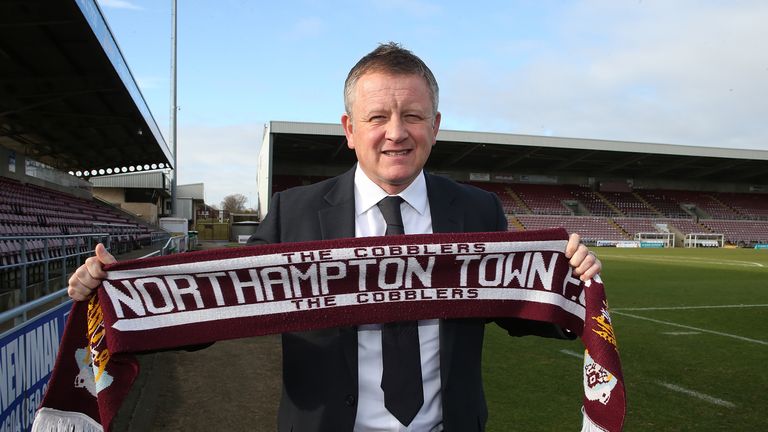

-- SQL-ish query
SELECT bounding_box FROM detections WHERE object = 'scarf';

[32,228,625,431]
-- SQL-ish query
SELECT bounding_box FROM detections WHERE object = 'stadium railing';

[0,233,188,328]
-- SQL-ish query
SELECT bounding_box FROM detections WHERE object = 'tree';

[221,193,248,213]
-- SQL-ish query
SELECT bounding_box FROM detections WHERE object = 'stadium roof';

[89,170,170,190]
[267,121,768,185]
[0,0,172,174]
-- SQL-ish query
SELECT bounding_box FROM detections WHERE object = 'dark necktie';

[376,196,424,426]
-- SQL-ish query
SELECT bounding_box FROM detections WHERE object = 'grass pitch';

[482,247,768,431]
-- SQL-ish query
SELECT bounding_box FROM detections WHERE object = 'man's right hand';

[67,243,116,301]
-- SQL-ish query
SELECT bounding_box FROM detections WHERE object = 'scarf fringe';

[581,407,609,432]
[31,408,104,432]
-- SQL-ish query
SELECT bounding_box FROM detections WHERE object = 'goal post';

[634,232,674,248]
[684,233,724,248]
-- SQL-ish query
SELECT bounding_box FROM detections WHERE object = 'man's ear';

[432,111,442,145]
[341,113,355,149]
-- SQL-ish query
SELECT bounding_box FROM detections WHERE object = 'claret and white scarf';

[32,228,625,431]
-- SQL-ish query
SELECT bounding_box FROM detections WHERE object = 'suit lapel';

[318,167,358,377]
[318,167,356,240]
[425,173,463,234]
[425,173,465,392]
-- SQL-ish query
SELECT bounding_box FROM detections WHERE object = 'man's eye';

[404,114,425,123]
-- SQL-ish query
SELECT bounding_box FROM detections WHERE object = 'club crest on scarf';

[583,350,618,405]
[76,295,114,396]
[591,302,617,349]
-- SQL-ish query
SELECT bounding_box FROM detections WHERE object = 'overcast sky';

[97,0,768,209]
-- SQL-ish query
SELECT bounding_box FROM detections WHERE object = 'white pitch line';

[603,254,765,268]
[559,349,583,359]
[612,311,768,346]
[662,331,701,336]
[613,304,768,312]
[655,381,736,408]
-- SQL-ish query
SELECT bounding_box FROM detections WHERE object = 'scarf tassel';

[32,408,104,432]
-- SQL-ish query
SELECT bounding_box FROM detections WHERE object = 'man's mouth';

[382,150,411,156]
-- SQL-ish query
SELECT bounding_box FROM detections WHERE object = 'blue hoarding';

[0,303,70,432]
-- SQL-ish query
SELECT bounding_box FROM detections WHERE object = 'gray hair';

[343,42,439,117]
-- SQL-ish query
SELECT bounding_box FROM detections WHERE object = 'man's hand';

[564,233,601,282]
[67,243,116,301]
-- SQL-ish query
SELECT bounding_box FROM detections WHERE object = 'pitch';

[482,246,767,431]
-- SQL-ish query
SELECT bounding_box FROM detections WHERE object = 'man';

[68,43,600,431]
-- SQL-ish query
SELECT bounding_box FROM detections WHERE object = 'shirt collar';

[354,164,429,216]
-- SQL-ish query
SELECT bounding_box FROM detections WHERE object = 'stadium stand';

[453,179,768,247]
[466,182,528,215]
[515,215,627,242]
[613,217,709,237]
[598,191,660,218]
[0,176,163,307]
[567,186,620,217]
[647,189,741,219]
[698,219,768,245]
[506,184,574,215]
[633,190,694,218]
[714,192,768,220]
[0,176,153,247]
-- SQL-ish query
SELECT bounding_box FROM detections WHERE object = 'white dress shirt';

[352,165,443,432]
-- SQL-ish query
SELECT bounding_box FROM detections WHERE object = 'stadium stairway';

[632,192,665,218]
[607,218,630,239]
[506,215,525,231]
[505,188,532,214]
[594,191,625,217]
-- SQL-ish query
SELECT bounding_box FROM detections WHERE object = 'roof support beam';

[0,89,107,116]
[553,150,596,170]
[22,109,132,121]
[0,20,77,29]
[646,157,700,176]
[494,147,540,170]
[605,154,649,172]
[731,166,768,181]
[689,160,745,179]
[442,143,481,168]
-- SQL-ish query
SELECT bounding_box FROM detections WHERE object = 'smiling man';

[67,42,601,432]
[246,43,601,432]
[342,71,440,195]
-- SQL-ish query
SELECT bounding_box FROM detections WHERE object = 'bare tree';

[221,193,248,213]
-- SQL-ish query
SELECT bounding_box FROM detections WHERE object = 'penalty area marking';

[612,311,768,346]
[613,304,768,312]
[655,381,736,408]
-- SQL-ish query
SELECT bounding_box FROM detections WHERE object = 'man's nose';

[385,116,408,142]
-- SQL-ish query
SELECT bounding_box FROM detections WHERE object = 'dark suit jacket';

[249,167,566,432]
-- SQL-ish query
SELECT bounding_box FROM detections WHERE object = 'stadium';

[1,1,767,431]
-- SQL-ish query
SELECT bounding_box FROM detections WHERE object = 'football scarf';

[32,228,625,431]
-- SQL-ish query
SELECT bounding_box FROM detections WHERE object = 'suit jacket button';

[345,394,356,407]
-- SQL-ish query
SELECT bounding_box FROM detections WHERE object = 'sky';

[96,0,768,210]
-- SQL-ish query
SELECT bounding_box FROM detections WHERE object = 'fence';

[0,233,190,431]
[1,233,110,316]
[1,232,171,320]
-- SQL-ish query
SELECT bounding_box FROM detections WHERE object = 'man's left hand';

[565,233,601,282]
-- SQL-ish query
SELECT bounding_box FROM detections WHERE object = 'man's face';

[342,71,441,195]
